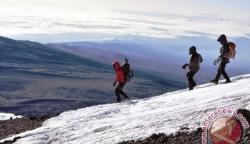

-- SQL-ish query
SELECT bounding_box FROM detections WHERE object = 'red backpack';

[226,42,236,59]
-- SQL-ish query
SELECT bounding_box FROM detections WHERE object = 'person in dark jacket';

[182,46,203,90]
[211,34,231,84]
[113,61,129,102]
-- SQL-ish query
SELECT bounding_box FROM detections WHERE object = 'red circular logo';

[209,116,243,144]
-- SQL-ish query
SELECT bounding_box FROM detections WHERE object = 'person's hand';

[213,60,217,65]
[113,81,116,87]
[213,58,221,65]
[182,64,188,69]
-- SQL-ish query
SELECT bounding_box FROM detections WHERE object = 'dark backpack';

[122,63,134,81]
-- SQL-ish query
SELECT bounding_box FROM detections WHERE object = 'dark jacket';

[189,52,203,72]
[219,44,230,63]
[218,34,229,63]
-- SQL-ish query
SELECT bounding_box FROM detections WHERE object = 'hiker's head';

[189,46,196,55]
[217,34,227,45]
[112,61,121,70]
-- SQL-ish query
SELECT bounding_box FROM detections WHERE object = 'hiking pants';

[186,71,197,90]
[215,60,230,82]
[115,82,129,102]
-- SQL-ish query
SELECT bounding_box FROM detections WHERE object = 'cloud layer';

[0,0,250,42]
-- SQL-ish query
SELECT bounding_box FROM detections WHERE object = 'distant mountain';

[46,40,184,75]
[47,37,250,83]
[0,36,185,116]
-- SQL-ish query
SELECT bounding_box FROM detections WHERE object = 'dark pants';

[214,60,230,82]
[115,82,129,102]
[186,71,197,90]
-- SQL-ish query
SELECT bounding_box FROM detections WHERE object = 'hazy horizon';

[1,0,250,80]
[0,0,250,43]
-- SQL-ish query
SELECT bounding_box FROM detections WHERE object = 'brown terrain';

[119,128,202,144]
[0,114,57,144]
[0,110,249,144]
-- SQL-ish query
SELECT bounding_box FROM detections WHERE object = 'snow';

[1,74,250,144]
[0,113,22,121]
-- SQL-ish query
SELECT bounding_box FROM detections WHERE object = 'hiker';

[211,34,233,84]
[182,46,203,90]
[113,59,132,102]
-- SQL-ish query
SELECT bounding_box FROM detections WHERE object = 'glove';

[213,58,221,65]
[113,81,117,87]
[213,60,217,65]
[182,64,188,69]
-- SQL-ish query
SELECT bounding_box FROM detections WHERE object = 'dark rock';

[0,114,55,140]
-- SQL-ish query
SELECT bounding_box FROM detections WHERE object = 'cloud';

[0,1,249,42]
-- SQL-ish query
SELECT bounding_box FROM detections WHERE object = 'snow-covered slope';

[2,75,250,144]
[0,113,22,121]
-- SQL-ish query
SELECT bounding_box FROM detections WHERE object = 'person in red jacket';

[113,61,129,102]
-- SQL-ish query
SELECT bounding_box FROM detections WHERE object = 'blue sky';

[0,0,250,42]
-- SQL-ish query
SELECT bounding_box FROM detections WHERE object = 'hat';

[217,34,227,42]
[189,46,196,52]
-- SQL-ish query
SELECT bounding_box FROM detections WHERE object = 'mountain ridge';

[0,36,185,116]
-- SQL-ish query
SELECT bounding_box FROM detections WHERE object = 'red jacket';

[113,61,125,83]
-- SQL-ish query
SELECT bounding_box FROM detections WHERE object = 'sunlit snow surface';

[0,113,22,121]
[2,75,250,144]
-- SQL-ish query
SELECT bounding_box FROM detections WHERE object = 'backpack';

[122,63,134,81]
[226,42,236,59]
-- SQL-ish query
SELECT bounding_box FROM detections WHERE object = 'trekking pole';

[113,88,116,103]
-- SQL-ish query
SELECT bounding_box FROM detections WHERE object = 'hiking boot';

[189,84,196,90]
[193,83,197,88]
[189,87,194,90]
[210,80,218,84]
[224,80,231,84]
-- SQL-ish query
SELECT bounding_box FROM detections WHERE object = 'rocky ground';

[119,128,202,144]
[0,114,57,144]
[1,109,250,144]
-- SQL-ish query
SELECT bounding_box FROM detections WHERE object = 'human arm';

[213,57,221,65]
[113,80,117,87]
[182,64,189,69]
[199,54,203,63]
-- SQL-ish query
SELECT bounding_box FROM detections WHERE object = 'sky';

[0,0,250,42]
